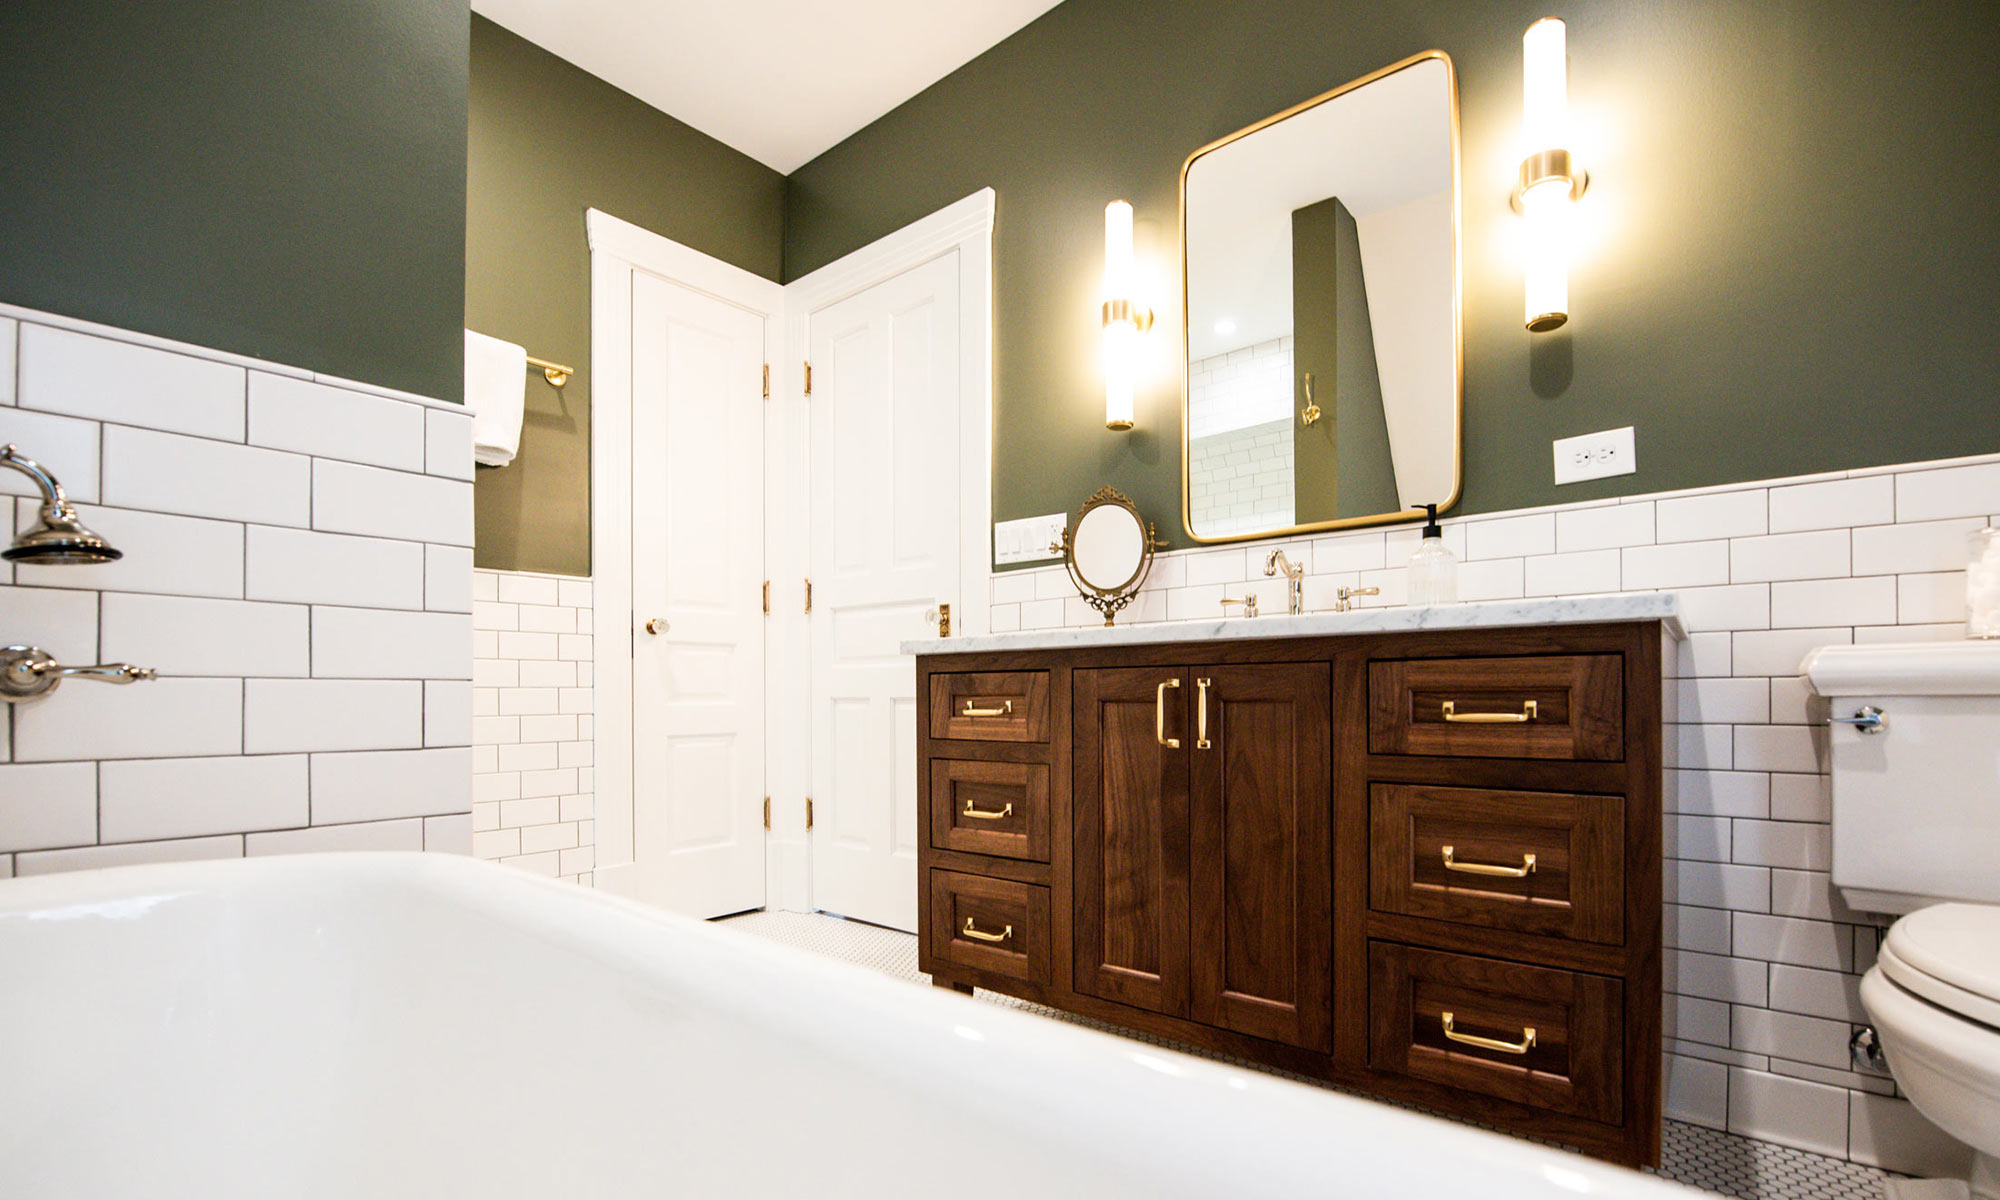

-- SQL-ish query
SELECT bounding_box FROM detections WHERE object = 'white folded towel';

[464,329,527,467]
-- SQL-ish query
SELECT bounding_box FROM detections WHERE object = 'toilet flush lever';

[0,645,156,702]
[1827,705,1886,735]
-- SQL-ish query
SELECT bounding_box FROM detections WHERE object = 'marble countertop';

[902,593,1684,656]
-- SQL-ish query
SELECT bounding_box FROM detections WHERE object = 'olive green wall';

[784,0,2000,550]
[0,1,467,402]
[468,15,785,576]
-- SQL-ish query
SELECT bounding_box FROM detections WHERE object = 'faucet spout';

[1263,549,1306,615]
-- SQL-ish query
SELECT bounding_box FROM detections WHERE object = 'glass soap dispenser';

[1407,503,1458,606]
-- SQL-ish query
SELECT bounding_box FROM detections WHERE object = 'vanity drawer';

[927,870,1052,986]
[1369,783,1625,945]
[1369,942,1623,1125]
[1368,655,1623,761]
[929,758,1050,861]
[929,672,1051,743]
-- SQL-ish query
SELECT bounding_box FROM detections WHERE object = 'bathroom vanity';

[909,597,1679,1167]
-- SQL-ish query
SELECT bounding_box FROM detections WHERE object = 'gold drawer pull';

[960,918,1014,944]
[1442,1012,1536,1055]
[1441,699,1538,723]
[961,800,1015,821]
[1156,678,1181,748]
[961,699,1014,718]
[1441,846,1538,878]
[1195,677,1212,750]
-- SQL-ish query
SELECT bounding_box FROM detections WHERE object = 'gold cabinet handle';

[1196,677,1212,750]
[1156,678,1182,748]
[960,918,1013,944]
[1441,1012,1536,1055]
[1441,846,1538,878]
[960,699,1014,718]
[1441,699,1538,724]
[961,800,1014,821]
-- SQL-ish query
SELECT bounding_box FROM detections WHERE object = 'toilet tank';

[1802,642,2000,915]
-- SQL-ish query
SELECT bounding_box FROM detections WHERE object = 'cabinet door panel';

[1189,663,1333,1052]
[1073,666,1190,1017]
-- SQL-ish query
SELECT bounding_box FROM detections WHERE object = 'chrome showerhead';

[0,444,122,564]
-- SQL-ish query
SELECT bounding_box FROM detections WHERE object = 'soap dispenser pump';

[1407,503,1458,606]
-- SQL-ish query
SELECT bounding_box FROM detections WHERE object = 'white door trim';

[587,207,784,898]
[766,187,996,912]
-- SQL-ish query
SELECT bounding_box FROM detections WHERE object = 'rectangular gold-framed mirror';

[1180,51,1462,543]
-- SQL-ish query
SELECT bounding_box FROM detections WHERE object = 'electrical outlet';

[1552,426,1637,485]
[994,513,1068,565]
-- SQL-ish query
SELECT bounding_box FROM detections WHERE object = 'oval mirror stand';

[1056,487,1167,626]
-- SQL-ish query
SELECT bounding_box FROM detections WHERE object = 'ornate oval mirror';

[1181,51,1462,542]
[1060,487,1163,625]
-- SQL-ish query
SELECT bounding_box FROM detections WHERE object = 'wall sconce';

[1516,17,1588,332]
[1101,200,1152,430]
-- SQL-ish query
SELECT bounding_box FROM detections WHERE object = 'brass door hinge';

[763,796,771,831]
[761,363,770,399]
[804,577,813,615]
[762,579,770,615]
[803,361,813,397]
[806,796,814,831]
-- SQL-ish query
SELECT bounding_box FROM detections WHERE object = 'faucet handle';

[1220,595,1259,618]
[0,645,157,702]
[1332,585,1381,613]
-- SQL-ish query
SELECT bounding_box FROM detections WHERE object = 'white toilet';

[1804,642,2000,1200]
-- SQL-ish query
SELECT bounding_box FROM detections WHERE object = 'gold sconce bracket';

[1509,147,1589,213]
[1101,298,1154,332]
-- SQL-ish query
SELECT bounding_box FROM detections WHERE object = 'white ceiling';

[472,0,1067,173]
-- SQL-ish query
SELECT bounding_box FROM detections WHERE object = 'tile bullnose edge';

[905,593,1684,656]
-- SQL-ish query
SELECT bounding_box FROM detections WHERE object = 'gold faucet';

[1265,549,1305,615]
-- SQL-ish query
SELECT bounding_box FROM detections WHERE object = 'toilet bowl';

[1858,903,2000,1200]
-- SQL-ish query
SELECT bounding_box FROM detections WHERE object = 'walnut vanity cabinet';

[915,620,1666,1168]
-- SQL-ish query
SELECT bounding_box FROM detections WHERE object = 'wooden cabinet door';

[1073,666,1192,1017]
[1188,664,1333,1052]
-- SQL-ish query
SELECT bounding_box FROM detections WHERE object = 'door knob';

[645,618,668,635]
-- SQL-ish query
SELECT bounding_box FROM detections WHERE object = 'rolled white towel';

[464,329,526,467]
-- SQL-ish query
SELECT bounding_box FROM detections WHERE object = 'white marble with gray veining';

[902,593,1684,656]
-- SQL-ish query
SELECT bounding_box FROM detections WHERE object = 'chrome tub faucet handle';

[0,646,157,702]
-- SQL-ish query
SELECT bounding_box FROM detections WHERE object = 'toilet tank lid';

[1802,641,2000,697]
[1884,903,2000,1012]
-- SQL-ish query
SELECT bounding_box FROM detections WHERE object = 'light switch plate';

[994,513,1067,565]
[1553,426,1637,485]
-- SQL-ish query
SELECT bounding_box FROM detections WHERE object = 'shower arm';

[0,444,73,513]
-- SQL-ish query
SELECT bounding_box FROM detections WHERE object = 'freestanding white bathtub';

[1,853,1698,1198]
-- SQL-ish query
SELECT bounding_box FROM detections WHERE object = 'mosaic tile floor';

[716,910,1897,1200]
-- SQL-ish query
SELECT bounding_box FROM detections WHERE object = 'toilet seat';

[1880,903,2000,1030]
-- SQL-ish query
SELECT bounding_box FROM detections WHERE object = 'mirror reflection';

[1182,53,1460,541]
[1072,503,1145,593]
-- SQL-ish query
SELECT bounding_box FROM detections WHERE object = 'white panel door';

[809,251,961,930]
[630,270,766,918]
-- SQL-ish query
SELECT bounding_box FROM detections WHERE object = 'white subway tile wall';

[989,454,2000,1175]
[472,569,594,884]
[0,305,474,873]
[1186,338,1297,537]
